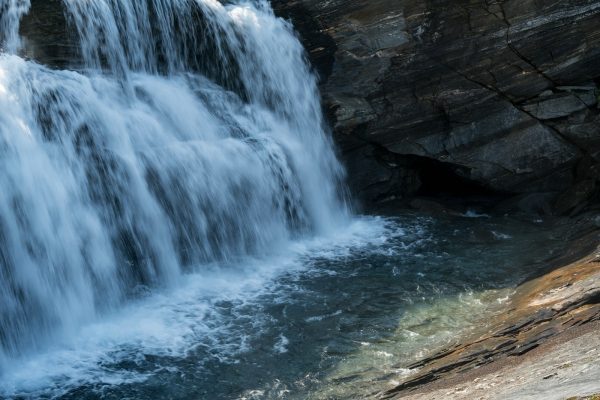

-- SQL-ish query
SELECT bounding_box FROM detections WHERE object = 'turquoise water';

[0,1,570,399]
[1,213,566,400]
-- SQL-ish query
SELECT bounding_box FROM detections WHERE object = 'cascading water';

[0,2,564,399]
[0,0,348,373]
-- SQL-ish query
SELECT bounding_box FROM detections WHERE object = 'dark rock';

[522,91,595,120]
[509,341,540,356]
[343,143,422,209]
[554,180,597,214]
[409,198,462,216]
[273,0,600,212]
[556,113,600,160]
[494,192,557,215]
[19,0,77,68]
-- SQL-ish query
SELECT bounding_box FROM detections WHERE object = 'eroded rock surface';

[273,0,600,211]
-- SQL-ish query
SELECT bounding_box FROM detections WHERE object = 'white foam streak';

[0,0,30,52]
[0,217,393,398]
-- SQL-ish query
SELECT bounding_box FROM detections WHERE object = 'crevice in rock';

[498,2,558,87]
[435,56,585,162]
[344,132,509,212]
[410,156,500,197]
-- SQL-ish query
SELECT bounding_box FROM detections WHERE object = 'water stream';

[0,0,346,373]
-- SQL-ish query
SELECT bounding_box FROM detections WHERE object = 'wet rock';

[554,180,597,215]
[408,198,463,216]
[19,0,77,68]
[556,113,600,160]
[494,192,556,215]
[377,250,600,398]
[344,144,422,208]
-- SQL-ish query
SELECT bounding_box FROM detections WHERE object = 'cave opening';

[409,156,509,202]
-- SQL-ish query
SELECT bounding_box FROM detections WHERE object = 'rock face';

[273,0,600,212]
[19,0,77,68]
[15,0,600,213]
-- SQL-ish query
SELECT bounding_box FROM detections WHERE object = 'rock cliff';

[273,0,600,213]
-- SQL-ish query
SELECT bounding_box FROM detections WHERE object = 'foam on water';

[0,1,571,399]
[0,0,350,373]
[0,217,398,398]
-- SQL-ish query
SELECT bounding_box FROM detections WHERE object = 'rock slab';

[273,0,600,211]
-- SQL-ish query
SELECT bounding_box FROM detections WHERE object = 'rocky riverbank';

[371,212,600,399]
[387,321,600,400]
[265,4,600,392]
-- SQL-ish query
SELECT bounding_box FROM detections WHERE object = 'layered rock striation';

[273,0,600,212]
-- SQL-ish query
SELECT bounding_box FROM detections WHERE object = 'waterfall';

[0,0,29,53]
[0,0,348,370]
